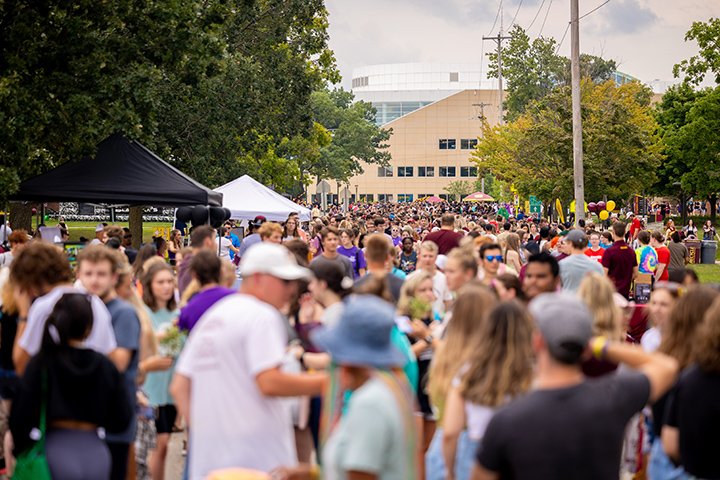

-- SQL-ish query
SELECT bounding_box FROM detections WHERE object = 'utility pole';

[570,0,585,224]
[473,102,492,194]
[483,16,511,124]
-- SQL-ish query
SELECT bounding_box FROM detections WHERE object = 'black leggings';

[46,429,110,480]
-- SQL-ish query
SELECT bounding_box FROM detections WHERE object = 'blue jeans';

[426,428,479,480]
[648,439,690,480]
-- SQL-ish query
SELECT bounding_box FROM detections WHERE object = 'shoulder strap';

[39,370,47,436]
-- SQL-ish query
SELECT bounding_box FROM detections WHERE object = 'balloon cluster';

[176,206,232,229]
[587,200,616,221]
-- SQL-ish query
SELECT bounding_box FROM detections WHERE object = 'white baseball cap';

[239,243,311,280]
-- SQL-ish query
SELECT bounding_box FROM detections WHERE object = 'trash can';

[702,240,717,264]
[685,240,702,264]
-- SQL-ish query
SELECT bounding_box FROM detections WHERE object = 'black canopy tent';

[12,134,222,207]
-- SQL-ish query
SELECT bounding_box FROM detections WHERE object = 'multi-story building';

[308,63,657,204]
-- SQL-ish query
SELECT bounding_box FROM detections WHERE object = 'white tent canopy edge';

[214,175,311,222]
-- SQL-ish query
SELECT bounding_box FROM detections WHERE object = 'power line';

[579,0,611,20]
[555,22,570,54]
[510,0,524,28]
[526,0,546,31]
[537,0,554,37]
[488,0,503,36]
[555,0,610,54]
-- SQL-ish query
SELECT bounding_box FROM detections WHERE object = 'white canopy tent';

[214,175,311,222]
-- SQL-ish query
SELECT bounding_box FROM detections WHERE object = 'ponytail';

[42,293,94,351]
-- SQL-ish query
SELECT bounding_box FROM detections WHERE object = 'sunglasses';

[485,255,503,262]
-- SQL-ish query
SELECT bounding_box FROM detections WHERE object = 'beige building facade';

[310,88,503,204]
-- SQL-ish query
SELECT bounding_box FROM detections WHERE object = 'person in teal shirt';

[139,262,180,480]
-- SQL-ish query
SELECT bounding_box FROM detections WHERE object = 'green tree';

[487,25,617,120]
[657,86,720,221]
[0,0,339,220]
[472,80,662,204]
[673,18,720,85]
[444,180,475,200]
[308,88,392,184]
[0,1,232,200]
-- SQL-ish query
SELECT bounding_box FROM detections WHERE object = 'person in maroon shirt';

[602,222,638,299]
[423,213,463,255]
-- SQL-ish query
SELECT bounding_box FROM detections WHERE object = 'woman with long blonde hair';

[577,273,625,379]
[441,301,534,480]
[426,283,497,480]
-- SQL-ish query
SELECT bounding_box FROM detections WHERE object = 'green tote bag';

[13,372,51,480]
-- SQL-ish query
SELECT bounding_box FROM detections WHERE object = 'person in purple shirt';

[337,228,367,279]
[178,251,235,332]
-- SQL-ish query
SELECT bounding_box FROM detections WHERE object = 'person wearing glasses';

[478,243,510,287]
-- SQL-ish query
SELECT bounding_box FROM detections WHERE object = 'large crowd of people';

[0,203,718,480]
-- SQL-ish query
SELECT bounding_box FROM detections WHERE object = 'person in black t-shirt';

[473,293,678,480]
[10,293,131,479]
[661,296,720,480]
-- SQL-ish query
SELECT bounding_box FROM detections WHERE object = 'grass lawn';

[689,264,720,284]
[41,220,175,244]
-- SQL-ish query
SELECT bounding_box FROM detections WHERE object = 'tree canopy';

[487,25,617,121]
[673,17,720,85]
[0,0,349,201]
[472,80,662,203]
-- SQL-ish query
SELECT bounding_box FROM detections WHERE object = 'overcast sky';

[325,0,720,88]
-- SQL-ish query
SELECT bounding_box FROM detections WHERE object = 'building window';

[418,166,435,177]
[440,194,455,201]
[439,166,456,177]
[397,166,413,177]
[418,193,434,199]
[359,194,375,203]
[397,194,414,203]
[377,166,393,177]
[450,72,459,82]
[439,139,457,150]
[460,166,478,177]
[461,139,478,149]
[352,76,369,88]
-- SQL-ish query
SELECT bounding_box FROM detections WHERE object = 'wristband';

[424,335,434,345]
[591,336,608,360]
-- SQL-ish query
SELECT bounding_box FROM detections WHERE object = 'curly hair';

[694,296,720,373]
[659,285,719,369]
[10,242,72,293]
[460,300,534,406]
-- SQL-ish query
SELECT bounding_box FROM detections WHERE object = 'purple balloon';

[597,201,606,211]
[588,202,597,213]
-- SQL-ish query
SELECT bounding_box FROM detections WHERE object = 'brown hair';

[612,221,627,238]
[77,245,124,274]
[461,301,534,406]
[8,230,28,245]
[105,225,124,242]
[140,262,177,312]
[258,222,283,240]
[428,282,497,409]
[190,225,216,248]
[190,250,222,285]
[659,285,719,369]
[695,296,720,373]
[364,234,392,264]
[10,242,72,293]
[320,226,340,240]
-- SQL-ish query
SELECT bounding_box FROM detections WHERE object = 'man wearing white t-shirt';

[10,242,118,375]
[170,243,326,479]
[407,240,453,316]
